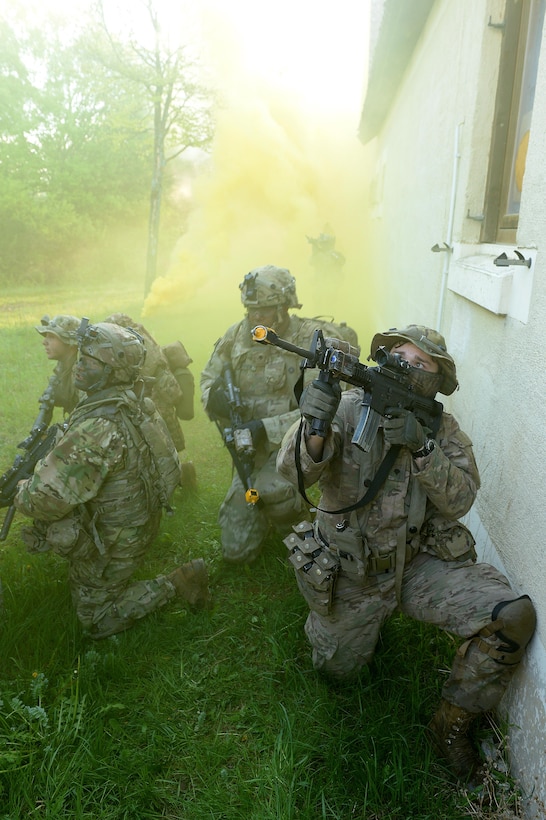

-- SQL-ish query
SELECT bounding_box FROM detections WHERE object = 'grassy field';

[0,285,524,819]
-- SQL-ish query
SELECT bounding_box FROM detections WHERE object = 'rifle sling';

[294,418,401,515]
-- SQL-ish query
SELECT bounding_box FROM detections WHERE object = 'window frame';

[481,0,544,244]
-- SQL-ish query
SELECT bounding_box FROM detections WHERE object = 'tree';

[91,0,215,295]
[0,2,214,288]
[0,11,156,283]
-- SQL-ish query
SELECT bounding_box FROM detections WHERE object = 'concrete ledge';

[448,243,536,322]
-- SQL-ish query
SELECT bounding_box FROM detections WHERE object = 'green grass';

[0,285,525,819]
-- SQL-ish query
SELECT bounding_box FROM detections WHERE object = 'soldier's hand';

[300,379,341,428]
[236,419,266,446]
[383,408,425,452]
[206,379,231,419]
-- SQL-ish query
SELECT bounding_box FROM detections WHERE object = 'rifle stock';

[252,325,443,451]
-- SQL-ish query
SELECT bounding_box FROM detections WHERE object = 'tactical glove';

[206,379,231,419]
[383,407,426,452]
[236,419,266,446]
[300,378,341,430]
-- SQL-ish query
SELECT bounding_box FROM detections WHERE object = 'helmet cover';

[369,324,458,395]
[78,321,146,384]
[240,265,301,309]
[35,314,80,345]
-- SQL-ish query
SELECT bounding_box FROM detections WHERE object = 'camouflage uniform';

[14,323,185,639]
[277,324,535,780]
[35,315,83,415]
[201,265,354,564]
[104,314,194,453]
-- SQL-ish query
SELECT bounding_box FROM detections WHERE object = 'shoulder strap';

[294,419,401,515]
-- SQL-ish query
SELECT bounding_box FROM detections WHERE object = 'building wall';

[361,0,546,812]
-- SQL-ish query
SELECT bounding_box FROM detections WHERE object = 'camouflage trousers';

[304,552,521,713]
[25,516,176,639]
[219,453,308,564]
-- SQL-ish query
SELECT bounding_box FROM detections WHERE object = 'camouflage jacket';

[201,314,342,450]
[276,387,480,558]
[14,387,163,544]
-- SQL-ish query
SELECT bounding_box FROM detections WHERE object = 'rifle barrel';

[252,325,316,362]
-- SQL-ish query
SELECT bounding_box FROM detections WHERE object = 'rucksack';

[162,340,195,420]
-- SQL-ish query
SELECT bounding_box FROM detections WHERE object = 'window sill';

[447,243,536,323]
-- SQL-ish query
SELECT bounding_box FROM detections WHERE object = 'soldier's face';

[391,342,438,372]
[42,333,72,362]
[392,342,442,397]
[74,354,107,392]
[247,305,289,333]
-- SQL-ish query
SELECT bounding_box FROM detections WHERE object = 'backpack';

[130,397,181,509]
[162,340,195,420]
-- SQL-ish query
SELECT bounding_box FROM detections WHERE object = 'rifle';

[0,387,62,541]
[251,325,443,451]
[214,363,260,506]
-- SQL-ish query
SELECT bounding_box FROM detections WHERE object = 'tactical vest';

[221,315,343,422]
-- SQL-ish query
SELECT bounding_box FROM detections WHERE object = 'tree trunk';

[144,90,165,297]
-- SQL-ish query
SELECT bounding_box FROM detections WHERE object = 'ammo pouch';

[327,520,370,581]
[421,515,477,563]
[284,521,339,615]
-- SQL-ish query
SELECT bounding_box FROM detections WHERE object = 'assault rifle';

[214,363,260,506]
[0,386,62,541]
[252,326,443,451]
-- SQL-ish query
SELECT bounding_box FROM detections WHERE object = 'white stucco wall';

[362,0,546,812]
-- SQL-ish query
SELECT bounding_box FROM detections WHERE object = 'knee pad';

[478,595,536,665]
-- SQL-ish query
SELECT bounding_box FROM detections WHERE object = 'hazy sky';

[25,0,369,108]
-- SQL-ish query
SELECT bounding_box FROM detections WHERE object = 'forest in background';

[0,1,215,292]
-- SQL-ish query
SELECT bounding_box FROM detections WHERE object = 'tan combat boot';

[167,559,211,610]
[428,698,485,784]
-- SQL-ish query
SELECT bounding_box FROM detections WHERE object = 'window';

[482,0,546,244]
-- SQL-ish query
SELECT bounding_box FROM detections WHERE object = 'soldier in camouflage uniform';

[276,324,536,784]
[14,322,209,639]
[35,314,83,415]
[104,313,197,490]
[201,265,355,564]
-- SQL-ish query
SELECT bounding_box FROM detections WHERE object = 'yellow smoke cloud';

[143,1,373,358]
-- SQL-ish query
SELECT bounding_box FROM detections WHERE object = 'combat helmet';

[35,315,80,345]
[369,324,458,396]
[78,321,146,385]
[240,265,302,310]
